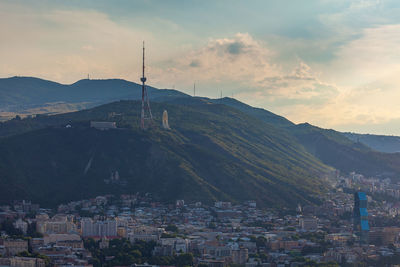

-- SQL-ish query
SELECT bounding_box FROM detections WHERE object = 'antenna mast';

[140,41,153,129]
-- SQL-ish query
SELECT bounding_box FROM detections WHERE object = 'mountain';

[211,98,294,128]
[171,98,400,178]
[287,123,400,177]
[188,96,400,178]
[0,100,331,207]
[0,76,187,120]
[1,76,400,207]
[172,96,400,178]
[343,132,400,153]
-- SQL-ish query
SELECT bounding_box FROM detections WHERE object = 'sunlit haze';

[1,0,400,134]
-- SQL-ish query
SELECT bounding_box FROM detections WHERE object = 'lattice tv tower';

[140,41,153,130]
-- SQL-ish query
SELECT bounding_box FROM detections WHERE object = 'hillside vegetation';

[2,77,400,207]
[0,100,330,207]
[288,123,400,177]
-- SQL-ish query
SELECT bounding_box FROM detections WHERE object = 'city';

[1,171,400,267]
[2,1,400,267]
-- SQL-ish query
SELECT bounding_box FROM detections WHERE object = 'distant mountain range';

[343,132,400,153]
[0,76,399,207]
[0,76,186,120]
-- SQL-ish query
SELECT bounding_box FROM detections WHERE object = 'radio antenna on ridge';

[140,41,153,129]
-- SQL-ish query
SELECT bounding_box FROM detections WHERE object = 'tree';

[89,258,101,267]
[27,222,43,238]
[16,251,31,257]
[84,238,98,250]
[165,224,179,233]
[208,222,216,229]
[256,236,266,249]
[0,219,23,236]
[176,253,193,267]
[16,251,51,267]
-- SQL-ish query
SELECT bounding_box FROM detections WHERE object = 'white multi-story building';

[36,215,76,234]
[214,201,232,209]
[81,218,117,237]
[13,218,28,234]
[81,218,94,237]
[128,226,162,243]
[299,217,318,231]
[160,238,189,253]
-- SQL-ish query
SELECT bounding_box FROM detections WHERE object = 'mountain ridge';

[0,76,188,120]
[0,100,331,207]
[1,76,400,207]
[343,132,400,153]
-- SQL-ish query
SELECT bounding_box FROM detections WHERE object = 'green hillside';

[162,96,400,178]
[288,123,400,177]
[2,76,400,207]
[0,100,331,207]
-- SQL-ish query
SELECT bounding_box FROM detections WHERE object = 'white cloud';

[152,33,337,104]
[2,1,400,134]
[322,24,400,86]
[0,2,155,83]
[305,24,400,133]
[237,23,400,134]
[150,33,279,89]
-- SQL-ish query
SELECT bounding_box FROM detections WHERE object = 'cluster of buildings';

[0,256,45,267]
[340,172,400,200]
[1,178,400,266]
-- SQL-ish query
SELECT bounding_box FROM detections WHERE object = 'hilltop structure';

[90,121,116,130]
[162,110,170,129]
[140,42,153,129]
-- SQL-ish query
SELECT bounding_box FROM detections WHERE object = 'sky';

[1,0,400,135]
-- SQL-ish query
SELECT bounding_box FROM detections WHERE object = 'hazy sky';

[1,0,400,135]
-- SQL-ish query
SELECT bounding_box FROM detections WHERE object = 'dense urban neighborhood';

[3,0,400,266]
[2,172,400,267]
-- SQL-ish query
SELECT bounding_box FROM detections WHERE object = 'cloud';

[2,1,400,134]
[0,2,155,83]
[189,60,201,68]
[81,45,95,51]
[322,24,400,86]
[303,24,400,133]
[244,23,400,134]
[226,42,245,55]
[152,33,278,91]
[152,32,341,124]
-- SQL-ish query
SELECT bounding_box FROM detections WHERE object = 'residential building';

[3,239,28,256]
[81,218,117,237]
